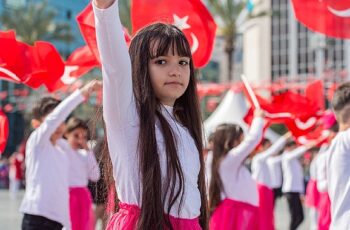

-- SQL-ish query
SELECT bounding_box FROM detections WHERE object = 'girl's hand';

[80,80,102,99]
[254,108,265,118]
[94,0,115,9]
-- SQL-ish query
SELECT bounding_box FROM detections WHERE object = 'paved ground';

[0,189,309,229]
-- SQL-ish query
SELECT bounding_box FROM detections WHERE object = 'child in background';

[281,140,317,230]
[64,117,100,230]
[251,132,291,230]
[20,80,101,230]
[88,138,109,230]
[326,82,350,229]
[93,0,207,229]
[208,109,265,230]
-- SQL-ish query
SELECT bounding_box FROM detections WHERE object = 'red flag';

[243,88,321,137]
[291,0,350,39]
[77,4,132,64]
[45,45,100,92]
[305,80,325,110]
[0,31,65,89]
[0,111,9,154]
[131,0,217,68]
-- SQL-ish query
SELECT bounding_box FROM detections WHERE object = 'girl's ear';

[31,119,41,129]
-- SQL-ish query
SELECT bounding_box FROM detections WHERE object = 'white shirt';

[316,150,328,192]
[94,1,201,218]
[252,136,287,188]
[20,90,84,229]
[206,118,264,207]
[267,155,283,189]
[281,146,308,193]
[326,128,350,230]
[67,148,100,187]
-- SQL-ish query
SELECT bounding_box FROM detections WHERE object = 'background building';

[241,0,349,84]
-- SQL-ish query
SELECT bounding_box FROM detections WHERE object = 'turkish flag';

[0,30,65,89]
[305,80,325,110]
[77,4,132,64]
[243,88,321,137]
[0,111,9,154]
[131,0,217,68]
[45,45,100,92]
[0,31,22,83]
[292,0,350,39]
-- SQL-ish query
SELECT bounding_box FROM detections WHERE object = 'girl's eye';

[179,60,189,66]
[155,59,166,65]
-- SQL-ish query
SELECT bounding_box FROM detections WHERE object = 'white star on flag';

[173,14,191,30]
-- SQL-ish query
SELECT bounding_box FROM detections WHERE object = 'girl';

[65,117,100,230]
[207,110,264,230]
[93,0,207,229]
[251,132,291,230]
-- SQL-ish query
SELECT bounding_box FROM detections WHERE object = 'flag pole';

[241,74,261,109]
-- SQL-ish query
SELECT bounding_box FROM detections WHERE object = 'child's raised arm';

[226,109,265,165]
[93,0,134,131]
[31,80,101,147]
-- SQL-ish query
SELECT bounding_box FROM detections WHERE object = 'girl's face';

[148,48,190,107]
[65,128,88,150]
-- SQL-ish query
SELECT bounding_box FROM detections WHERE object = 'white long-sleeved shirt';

[67,148,100,187]
[281,146,308,193]
[316,150,328,192]
[20,90,85,229]
[326,128,350,230]
[252,135,287,188]
[94,1,201,218]
[206,118,264,207]
[267,155,283,189]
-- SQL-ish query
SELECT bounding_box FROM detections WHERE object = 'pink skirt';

[210,198,259,230]
[106,203,201,230]
[69,187,93,230]
[257,184,274,230]
[305,179,320,208]
[317,192,331,230]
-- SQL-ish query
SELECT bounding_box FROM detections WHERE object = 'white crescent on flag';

[328,6,350,17]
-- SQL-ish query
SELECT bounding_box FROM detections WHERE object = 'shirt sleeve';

[93,0,135,133]
[284,146,308,160]
[225,117,264,165]
[86,150,101,182]
[30,90,85,148]
[254,135,288,162]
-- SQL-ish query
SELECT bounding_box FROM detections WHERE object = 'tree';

[119,0,132,33]
[0,1,74,46]
[206,0,267,82]
[206,0,245,82]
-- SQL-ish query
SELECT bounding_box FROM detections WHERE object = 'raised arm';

[255,132,291,161]
[284,144,312,160]
[226,110,265,165]
[31,80,101,147]
[93,0,134,131]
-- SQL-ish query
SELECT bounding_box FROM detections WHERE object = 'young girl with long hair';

[92,0,207,229]
[207,110,264,230]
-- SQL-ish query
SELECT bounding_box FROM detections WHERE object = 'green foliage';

[0,1,74,45]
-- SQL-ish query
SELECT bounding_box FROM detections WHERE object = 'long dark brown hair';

[127,23,208,229]
[208,124,243,214]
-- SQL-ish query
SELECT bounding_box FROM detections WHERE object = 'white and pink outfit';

[20,90,85,229]
[94,1,202,229]
[206,117,264,230]
[316,149,331,230]
[326,128,350,230]
[305,152,321,230]
[252,135,287,230]
[67,148,100,230]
